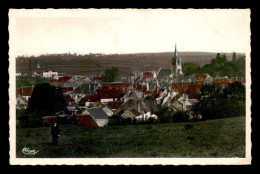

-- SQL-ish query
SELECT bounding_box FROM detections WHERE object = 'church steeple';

[172,43,183,77]
[174,44,178,58]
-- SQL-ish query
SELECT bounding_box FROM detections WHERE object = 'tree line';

[183,52,245,78]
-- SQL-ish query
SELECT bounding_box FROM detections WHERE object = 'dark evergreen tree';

[232,52,237,62]
[102,67,118,83]
[27,83,68,117]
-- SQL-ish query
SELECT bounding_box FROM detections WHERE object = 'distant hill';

[16,52,246,76]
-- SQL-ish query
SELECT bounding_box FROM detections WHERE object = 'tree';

[102,67,118,83]
[194,84,223,119]
[158,108,174,123]
[232,52,237,62]
[27,83,68,116]
[183,62,201,76]
[194,82,245,120]
[222,81,245,103]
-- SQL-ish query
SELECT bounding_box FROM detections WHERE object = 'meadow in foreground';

[16,116,245,158]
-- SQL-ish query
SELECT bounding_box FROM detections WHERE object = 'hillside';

[16,116,245,158]
[16,52,245,76]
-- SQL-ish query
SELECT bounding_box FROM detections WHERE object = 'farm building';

[43,70,58,79]
[77,107,109,128]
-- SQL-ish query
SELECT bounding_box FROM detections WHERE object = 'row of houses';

[16,69,246,128]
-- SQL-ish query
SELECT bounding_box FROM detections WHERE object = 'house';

[107,101,123,110]
[213,77,230,87]
[58,76,72,82]
[97,83,129,103]
[73,83,99,95]
[194,74,207,82]
[65,95,75,105]
[173,74,198,83]
[32,72,40,77]
[170,93,199,112]
[157,68,172,78]
[43,70,58,79]
[172,82,204,100]
[83,94,99,107]
[16,72,22,76]
[77,107,109,128]
[113,97,151,118]
[121,108,141,119]
[135,112,158,121]
[16,96,28,109]
[204,75,213,85]
[102,106,113,116]
[230,77,246,84]
[143,72,154,79]
[16,87,34,101]
[61,87,74,93]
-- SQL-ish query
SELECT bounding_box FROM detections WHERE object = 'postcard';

[9,9,251,165]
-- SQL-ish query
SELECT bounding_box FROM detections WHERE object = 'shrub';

[173,111,189,122]
[158,108,174,123]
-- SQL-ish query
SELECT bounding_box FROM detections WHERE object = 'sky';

[11,9,251,57]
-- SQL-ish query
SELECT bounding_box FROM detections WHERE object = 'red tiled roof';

[85,94,99,102]
[51,70,57,72]
[172,82,204,99]
[98,89,126,99]
[97,83,129,99]
[194,74,207,82]
[108,101,122,109]
[101,83,130,90]
[61,87,74,93]
[49,79,58,82]
[58,76,72,82]
[212,78,230,85]
[133,83,147,93]
[16,87,34,97]
[65,95,74,103]
[143,72,153,78]
[76,115,99,128]
[230,77,246,83]
[93,76,102,80]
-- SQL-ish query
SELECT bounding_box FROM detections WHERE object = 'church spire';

[174,43,178,58]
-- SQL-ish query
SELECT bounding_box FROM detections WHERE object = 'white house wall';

[96,119,108,127]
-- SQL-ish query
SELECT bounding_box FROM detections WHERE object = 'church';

[157,44,183,79]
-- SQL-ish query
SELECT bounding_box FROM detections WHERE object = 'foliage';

[102,67,118,83]
[17,109,43,128]
[182,53,245,78]
[194,82,245,119]
[172,111,189,122]
[157,108,189,123]
[183,62,201,76]
[16,75,49,88]
[158,108,174,123]
[27,83,68,117]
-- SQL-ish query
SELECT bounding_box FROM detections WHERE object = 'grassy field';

[16,116,245,158]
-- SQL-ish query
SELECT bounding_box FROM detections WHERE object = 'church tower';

[172,44,183,78]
